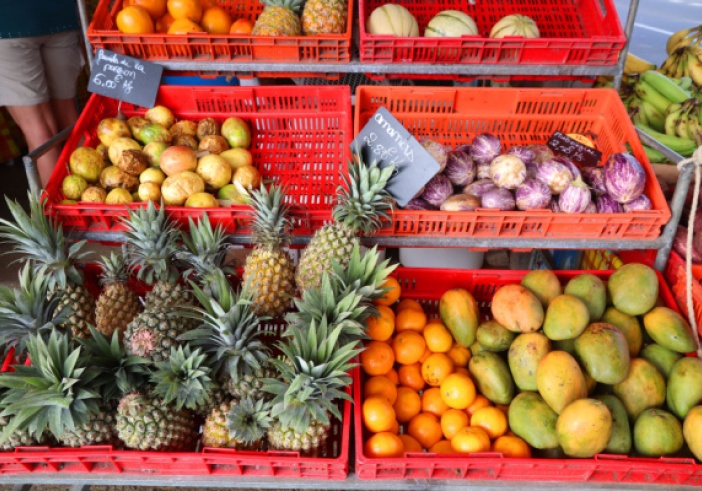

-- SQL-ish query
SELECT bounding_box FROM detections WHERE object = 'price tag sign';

[88,49,163,108]
[352,107,441,207]
[547,131,603,167]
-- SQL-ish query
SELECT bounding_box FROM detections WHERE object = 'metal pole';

[22,125,74,197]
[655,159,694,270]
[76,0,93,68]
[613,0,641,90]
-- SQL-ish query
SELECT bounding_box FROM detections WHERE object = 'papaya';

[613,358,666,419]
[491,284,544,333]
[542,294,590,340]
[536,351,588,414]
[640,343,682,378]
[564,274,607,321]
[667,357,702,419]
[439,288,480,348]
[601,306,643,357]
[507,392,559,449]
[476,320,515,352]
[521,269,562,308]
[683,406,702,462]
[608,263,658,316]
[595,394,631,454]
[643,307,697,353]
[633,408,683,457]
[552,338,576,356]
[556,399,612,458]
[574,323,630,384]
[468,351,515,405]
[470,340,488,356]
[508,332,551,391]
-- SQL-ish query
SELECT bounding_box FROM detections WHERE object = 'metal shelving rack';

[10,1,700,487]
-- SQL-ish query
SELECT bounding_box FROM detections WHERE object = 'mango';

[601,306,643,357]
[508,392,559,449]
[613,358,666,419]
[667,357,702,419]
[582,369,598,395]
[476,320,516,352]
[556,399,612,458]
[521,269,562,308]
[643,307,697,353]
[470,340,488,357]
[633,408,683,457]
[552,338,576,356]
[469,351,515,405]
[508,332,551,392]
[536,351,588,414]
[491,284,544,333]
[574,323,630,384]
[564,274,607,321]
[640,343,682,378]
[543,294,590,340]
[595,394,631,454]
[608,263,658,316]
[439,288,480,348]
[683,406,702,461]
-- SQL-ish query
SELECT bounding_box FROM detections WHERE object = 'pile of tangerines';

[361,277,532,459]
[116,0,253,35]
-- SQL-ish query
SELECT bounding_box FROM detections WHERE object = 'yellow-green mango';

[643,307,697,353]
[491,284,544,333]
[508,332,551,391]
[601,306,643,357]
[508,392,559,449]
[684,406,702,461]
[640,343,682,378]
[613,358,666,419]
[564,274,607,321]
[543,294,590,340]
[536,351,588,414]
[608,263,659,316]
[476,320,516,352]
[595,394,631,454]
[440,288,479,348]
[667,357,702,419]
[521,269,563,308]
[574,323,630,384]
[556,399,612,458]
[633,408,683,457]
[469,351,515,405]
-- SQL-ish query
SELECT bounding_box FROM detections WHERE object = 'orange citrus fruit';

[360,340,395,376]
[396,307,427,333]
[366,305,395,341]
[364,375,398,405]
[201,5,232,33]
[375,276,401,307]
[465,394,491,417]
[398,434,423,453]
[451,426,491,454]
[362,396,397,433]
[397,362,425,391]
[441,408,469,440]
[396,298,423,312]
[167,17,204,33]
[470,406,508,440]
[454,366,470,377]
[167,0,202,21]
[130,0,167,18]
[385,368,399,385]
[230,17,254,34]
[492,435,532,458]
[393,330,426,365]
[440,372,476,410]
[155,12,175,31]
[446,342,472,367]
[116,6,155,33]
[421,352,455,386]
[423,322,453,353]
[429,439,456,454]
[407,412,443,450]
[364,432,404,458]
[199,0,217,7]
[393,386,421,423]
[422,387,450,417]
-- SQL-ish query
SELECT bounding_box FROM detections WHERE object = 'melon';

[366,4,419,37]
[489,14,540,39]
[424,10,478,38]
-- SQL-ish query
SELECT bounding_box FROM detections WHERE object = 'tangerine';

[447,342,472,367]
[421,352,455,386]
[492,435,532,458]
[421,387,450,417]
[229,17,254,34]
[364,375,398,404]
[396,306,427,332]
[364,432,404,458]
[130,0,167,18]
[393,387,421,423]
[167,18,204,33]
[167,0,202,21]
[451,426,491,453]
[362,396,397,433]
[454,366,470,377]
[423,322,453,353]
[199,0,217,7]
[418,345,432,364]
[398,434,423,453]
[360,340,395,376]
[396,298,424,312]
[155,12,175,31]
[470,406,508,440]
[440,372,476,410]
[407,412,443,449]
[429,439,456,454]
[465,394,491,417]
[440,408,469,440]
[375,276,401,307]
[397,362,425,391]
[393,330,426,365]
[366,305,395,341]
[201,5,232,33]
[385,368,399,385]
[116,6,155,33]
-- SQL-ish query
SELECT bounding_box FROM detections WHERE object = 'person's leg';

[50,98,79,133]
[43,31,83,133]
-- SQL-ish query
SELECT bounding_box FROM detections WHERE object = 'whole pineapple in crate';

[252,0,302,36]
[95,249,142,339]
[301,0,346,35]
[202,396,274,450]
[295,155,394,293]
[0,196,95,338]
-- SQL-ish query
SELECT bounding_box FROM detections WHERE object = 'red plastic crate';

[354,267,702,484]
[359,0,625,67]
[355,86,671,241]
[665,251,702,340]
[0,265,351,478]
[87,0,353,68]
[45,85,351,234]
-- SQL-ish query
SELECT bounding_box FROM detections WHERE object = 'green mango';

[643,307,697,353]
[667,357,702,419]
[564,274,607,321]
[595,394,631,454]
[469,351,515,405]
[508,392,559,449]
[476,320,516,352]
[640,343,682,378]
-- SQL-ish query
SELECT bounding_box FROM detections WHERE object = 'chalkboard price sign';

[547,131,602,167]
[88,49,163,108]
[352,107,441,207]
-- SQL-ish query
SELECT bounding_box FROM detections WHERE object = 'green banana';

[666,102,683,115]
[634,80,674,114]
[641,70,692,103]
[664,107,683,136]
[632,108,649,127]
[635,123,698,156]
[675,76,694,90]
[677,51,689,78]
[643,144,668,163]
[640,100,666,132]
[675,106,694,139]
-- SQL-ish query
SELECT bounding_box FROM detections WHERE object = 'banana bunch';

[659,26,702,86]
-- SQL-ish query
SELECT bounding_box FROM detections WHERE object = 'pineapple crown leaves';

[0,264,70,354]
[226,396,273,445]
[77,326,152,401]
[150,345,215,411]
[0,194,88,289]
[0,331,102,443]
[330,243,397,305]
[122,201,181,286]
[332,155,395,234]
[262,317,359,433]
[261,0,303,12]
[249,184,291,248]
[177,213,234,290]
[179,275,271,382]
[97,247,130,287]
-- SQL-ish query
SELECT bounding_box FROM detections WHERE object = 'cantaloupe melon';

[366,4,419,37]
[424,10,478,38]
[489,14,540,39]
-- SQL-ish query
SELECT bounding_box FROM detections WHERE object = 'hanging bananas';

[666,26,702,56]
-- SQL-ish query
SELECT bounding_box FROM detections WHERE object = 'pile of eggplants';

[409,134,651,214]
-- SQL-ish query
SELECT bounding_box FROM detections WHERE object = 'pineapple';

[295,155,394,294]
[95,249,142,338]
[0,196,95,338]
[243,185,295,318]
[0,413,49,450]
[202,400,238,448]
[252,0,302,36]
[182,273,275,402]
[263,316,359,452]
[202,396,273,449]
[301,0,346,35]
